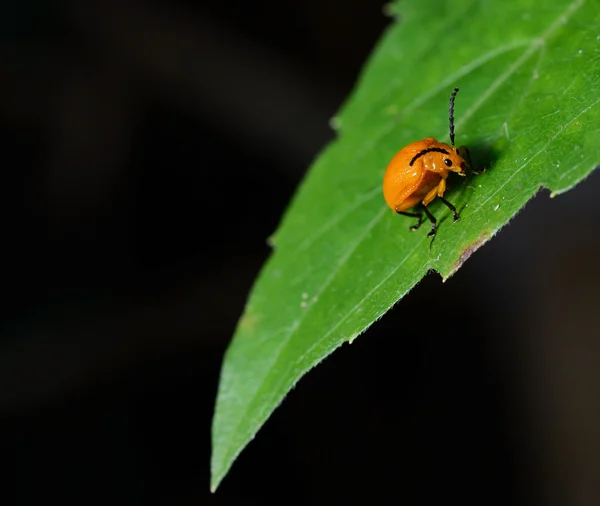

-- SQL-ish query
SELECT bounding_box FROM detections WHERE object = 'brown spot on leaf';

[238,312,260,332]
[443,231,492,282]
[266,235,277,249]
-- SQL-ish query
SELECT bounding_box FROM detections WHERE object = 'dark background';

[2,1,600,505]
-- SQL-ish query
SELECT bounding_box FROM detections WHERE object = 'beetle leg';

[436,178,447,197]
[423,185,439,206]
[439,196,460,222]
[396,210,423,231]
[421,205,437,237]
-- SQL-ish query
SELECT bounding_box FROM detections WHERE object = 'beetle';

[382,87,474,237]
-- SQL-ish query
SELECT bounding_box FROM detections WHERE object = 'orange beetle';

[383,88,474,237]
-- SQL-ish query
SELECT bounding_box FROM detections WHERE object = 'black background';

[2,1,600,505]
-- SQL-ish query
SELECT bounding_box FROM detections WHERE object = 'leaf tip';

[210,442,233,494]
[209,458,222,493]
[209,470,224,494]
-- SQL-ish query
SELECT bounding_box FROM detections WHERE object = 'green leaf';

[211,0,600,491]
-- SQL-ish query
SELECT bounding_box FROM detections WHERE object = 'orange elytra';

[383,88,475,237]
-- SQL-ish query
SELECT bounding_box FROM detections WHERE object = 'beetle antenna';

[449,87,459,147]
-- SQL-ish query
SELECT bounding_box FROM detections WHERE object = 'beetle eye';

[444,158,452,167]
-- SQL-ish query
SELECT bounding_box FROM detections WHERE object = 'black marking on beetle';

[409,147,450,166]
